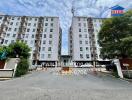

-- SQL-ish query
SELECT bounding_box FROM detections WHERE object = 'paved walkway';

[0,69,132,100]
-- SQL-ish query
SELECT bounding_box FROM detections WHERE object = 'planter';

[0,60,5,69]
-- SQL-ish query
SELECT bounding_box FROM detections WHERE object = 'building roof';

[73,16,107,19]
[0,14,59,18]
[111,5,124,10]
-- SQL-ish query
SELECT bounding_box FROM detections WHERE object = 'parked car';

[80,64,93,68]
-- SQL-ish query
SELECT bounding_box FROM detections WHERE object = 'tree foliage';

[8,41,31,59]
[98,10,132,59]
[0,46,8,60]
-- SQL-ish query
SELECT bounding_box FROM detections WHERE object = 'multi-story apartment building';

[69,16,104,66]
[0,15,62,66]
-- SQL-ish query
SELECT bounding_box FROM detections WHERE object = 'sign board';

[111,5,124,16]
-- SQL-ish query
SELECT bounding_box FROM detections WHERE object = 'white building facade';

[0,15,62,66]
[69,16,104,66]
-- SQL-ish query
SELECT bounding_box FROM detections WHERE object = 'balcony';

[88,29,94,33]
[21,17,28,22]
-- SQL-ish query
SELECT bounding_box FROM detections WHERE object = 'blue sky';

[0,0,132,54]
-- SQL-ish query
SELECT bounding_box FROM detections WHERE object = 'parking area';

[0,69,132,100]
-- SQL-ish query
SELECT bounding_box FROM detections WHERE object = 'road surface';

[0,69,132,100]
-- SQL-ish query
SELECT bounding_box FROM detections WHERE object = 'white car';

[80,64,93,68]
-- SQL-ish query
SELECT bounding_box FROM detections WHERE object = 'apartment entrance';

[60,55,72,67]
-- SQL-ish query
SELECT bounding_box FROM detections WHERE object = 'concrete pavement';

[0,69,132,100]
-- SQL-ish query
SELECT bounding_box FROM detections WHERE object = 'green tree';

[8,41,31,59]
[0,41,31,77]
[98,10,132,59]
[0,46,8,60]
[15,58,29,77]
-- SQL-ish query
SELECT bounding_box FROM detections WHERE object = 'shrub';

[15,58,29,77]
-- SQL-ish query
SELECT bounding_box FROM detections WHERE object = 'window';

[14,28,17,31]
[42,47,45,51]
[40,34,42,38]
[79,34,82,38]
[80,47,83,51]
[50,29,53,32]
[85,41,88,44]
[94,24,97,27]
[79,29,81,32]
[16,22,19,26]
[4,40,8,44]
[44,28,47,32]
[12,17,14,20]
[79,41,82,44]
[34,23,36,27]
[78,23,81,27]
[13,34,16,37]
[46,18,48,21]
[27,29,30,32]
[83,18,86,21]
[50,23,53,27]
[86,54,89,59]
[29,18,32,21]
[28,23,31,26]
[94,47,97,50]
[41,54,45,59]
[32,34,34,38]
[43,40,46,44]
[70,40,72,43]
[25,40,27,43]
[84,29,87,32]
[48,47,52,51]
[78,18,80,21]
[84,23,86,27]
[33,29,35,32]
[17,17,20,20]
[49,34,52,38]
[86,47,89,51]
[80,54,83,58]
[35,18,37,21]
[85,34,88,38]
[26,34,29,38]
[8,28,11,31]
[49,41,52,44]
[11,40,14,43]
[44,34,46,38]
[30,40,34,44]
[51,18,53,21]
[5,27,8,31]
[10,22,13,25]
[45,23,48,26]
[6,34,10,37]
[48,54,51,58]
